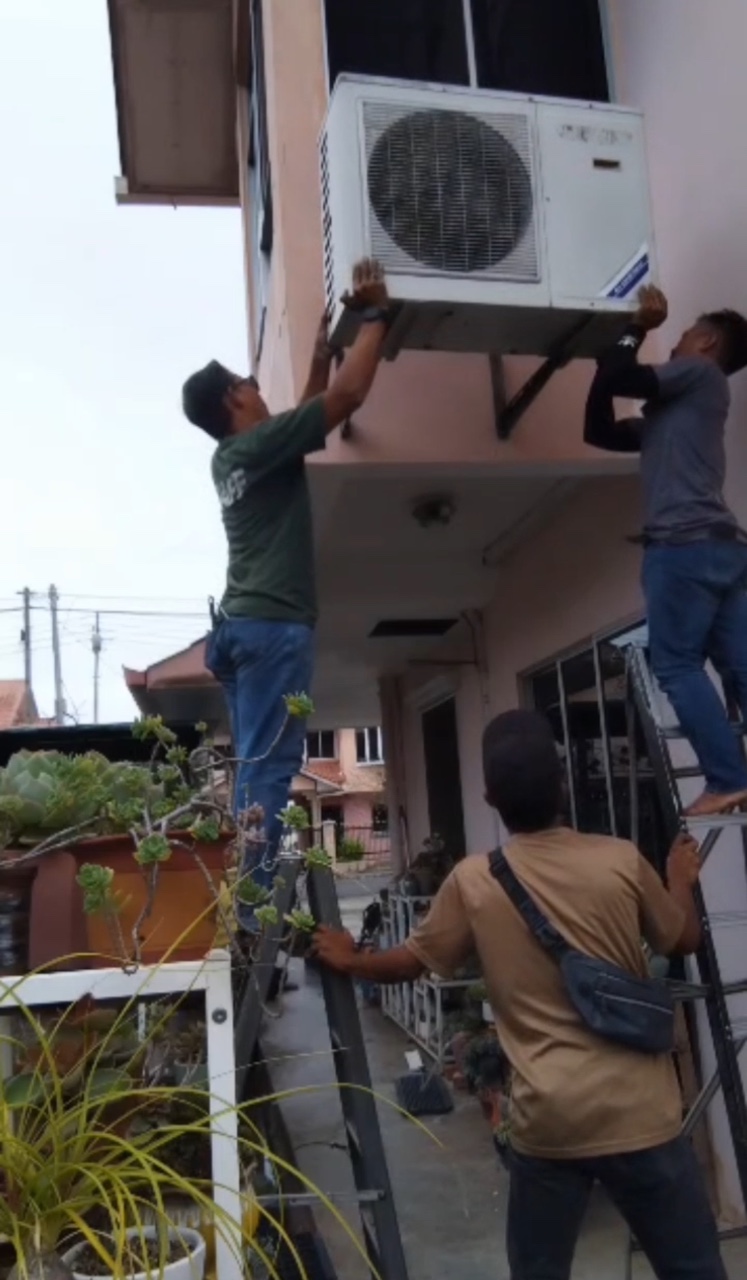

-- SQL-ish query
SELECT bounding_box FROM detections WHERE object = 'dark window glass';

[470,0,609,101]
[249,0,273,252]
[306,730,336,760]
[324,0,469,90]
[421,699,467,860]
[372,803,389,834]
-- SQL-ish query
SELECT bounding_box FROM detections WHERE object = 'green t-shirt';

[212,397,327,627]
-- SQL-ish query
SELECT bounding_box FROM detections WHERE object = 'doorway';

[421,698,467,860]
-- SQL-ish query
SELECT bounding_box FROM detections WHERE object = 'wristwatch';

[359,305,391,325]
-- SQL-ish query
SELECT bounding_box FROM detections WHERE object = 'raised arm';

[638,832,702,959]
[584,284,668,453]
[321,258,391,433]
[300,314,335,403]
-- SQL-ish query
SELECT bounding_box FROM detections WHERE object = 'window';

[470,0,608,101]
[248,0,273,358]
[324,0,469,91]
[372,803,389,835]
[305,729,336,761]
[323,0,608,102]
[526,622,671,875]
[356,727,384,765]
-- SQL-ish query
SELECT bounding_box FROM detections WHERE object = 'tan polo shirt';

[405,827,686,1160]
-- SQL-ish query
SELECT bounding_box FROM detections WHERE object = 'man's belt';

[631,524,747,549]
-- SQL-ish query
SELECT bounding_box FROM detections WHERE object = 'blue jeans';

[508,1137,726,1279]
[205,618,314,930]
[643,540,747,794]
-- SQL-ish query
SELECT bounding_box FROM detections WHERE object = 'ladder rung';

[685,812,747,831]
[256,1190,384,1207]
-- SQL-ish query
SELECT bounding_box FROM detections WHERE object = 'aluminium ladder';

[626,643,747,1271]
[233,854,410,1280]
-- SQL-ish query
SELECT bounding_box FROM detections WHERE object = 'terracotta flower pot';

[71,833,234,969]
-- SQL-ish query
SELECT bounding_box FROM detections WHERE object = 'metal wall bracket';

[497,317,594,440]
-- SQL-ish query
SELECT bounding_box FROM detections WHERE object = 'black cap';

[181,360,234,439]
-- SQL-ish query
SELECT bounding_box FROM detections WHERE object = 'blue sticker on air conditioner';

[600,245,650,299]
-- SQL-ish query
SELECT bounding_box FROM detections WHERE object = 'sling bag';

[489,848,675,1055]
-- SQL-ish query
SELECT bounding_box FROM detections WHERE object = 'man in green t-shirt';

[182,259,389,930]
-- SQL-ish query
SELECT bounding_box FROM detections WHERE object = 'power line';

[30,605,208,620]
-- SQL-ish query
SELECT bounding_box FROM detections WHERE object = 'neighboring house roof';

[0,681,42,730]
[124,637,228,732]
[301,760,345,790]
[123,641,386,797]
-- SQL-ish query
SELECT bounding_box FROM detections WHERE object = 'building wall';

[398,474,641,859]
[395,0,747,1216]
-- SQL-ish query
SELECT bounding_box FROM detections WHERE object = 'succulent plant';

[0,751,166,843]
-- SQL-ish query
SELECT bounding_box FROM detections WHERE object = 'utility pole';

[48,585,67,726]
[92,612,102,725]
[20,588,32,688]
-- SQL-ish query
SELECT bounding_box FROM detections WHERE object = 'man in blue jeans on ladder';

[585,285,747,817]
[181,259,390,932]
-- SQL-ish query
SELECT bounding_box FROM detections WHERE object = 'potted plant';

[0,958,379,1280]
[0,990,230,1280]
[63,1226,206,1280]
[0,697,314,971]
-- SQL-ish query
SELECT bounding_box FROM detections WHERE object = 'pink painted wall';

[336,727,358,776]
[399,474,642,857]
[342,794,374,829]
[608,0,747,527]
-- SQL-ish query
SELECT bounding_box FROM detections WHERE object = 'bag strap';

[489,848,570,963]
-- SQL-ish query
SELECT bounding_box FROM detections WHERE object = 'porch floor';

[264,959,747,1280]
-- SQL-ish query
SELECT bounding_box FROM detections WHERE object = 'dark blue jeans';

[508,1137,726,1279]
[205,618,314,930]
[643,540,747,794]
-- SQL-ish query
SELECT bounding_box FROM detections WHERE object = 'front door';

[421,698,467,860]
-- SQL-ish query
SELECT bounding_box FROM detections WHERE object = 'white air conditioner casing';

[320,76,658,359]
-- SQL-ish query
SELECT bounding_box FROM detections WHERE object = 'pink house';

[107,0,747,1217]
[124,641,390,866]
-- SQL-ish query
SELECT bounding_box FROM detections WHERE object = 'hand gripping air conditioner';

[320,75,658,360]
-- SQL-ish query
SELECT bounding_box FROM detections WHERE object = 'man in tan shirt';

[314,710,724,1280]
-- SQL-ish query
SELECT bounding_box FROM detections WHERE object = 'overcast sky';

[0,0,247,724]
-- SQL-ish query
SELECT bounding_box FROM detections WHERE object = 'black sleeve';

[595,324,660,400]
[583,325,657,454]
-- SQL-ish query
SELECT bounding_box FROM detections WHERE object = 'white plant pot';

[64,1227,206,1280]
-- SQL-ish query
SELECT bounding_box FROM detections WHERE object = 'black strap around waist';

[633,524,747,549]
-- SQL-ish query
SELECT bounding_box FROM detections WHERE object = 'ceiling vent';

[369,619,458,639]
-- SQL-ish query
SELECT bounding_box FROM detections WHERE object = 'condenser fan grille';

[363,103,538,280]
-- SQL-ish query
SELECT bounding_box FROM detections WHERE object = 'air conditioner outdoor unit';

[320,75,658,360]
